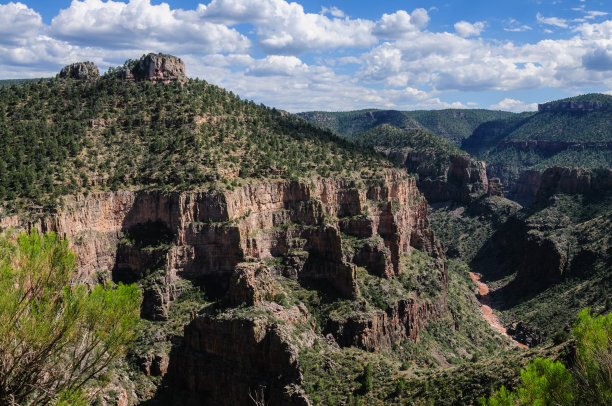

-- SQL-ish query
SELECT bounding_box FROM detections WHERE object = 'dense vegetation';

[299,260,542,405]
[462,94,612,187]
[0,78,48,87]
[0,69,388,215]
[495,193,612,341]
[429,196,522,262]
[298,109,516,145]
[354,124,466,158]
[0,230,141,405]
[481,309,611,405]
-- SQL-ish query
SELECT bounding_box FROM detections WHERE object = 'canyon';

[1,169,448,405]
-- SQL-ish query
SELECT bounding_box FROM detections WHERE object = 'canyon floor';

[469,272,528,349]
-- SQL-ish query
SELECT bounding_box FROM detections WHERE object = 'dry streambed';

[469,272,528,349]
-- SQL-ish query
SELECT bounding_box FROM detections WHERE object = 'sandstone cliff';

[1,170,447,405]
[511,166,612,203]
[381,148,489,204]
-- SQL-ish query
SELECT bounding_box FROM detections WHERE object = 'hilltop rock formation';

[538,100,604,112]
[122,53,187,83]
[59,62,99,80]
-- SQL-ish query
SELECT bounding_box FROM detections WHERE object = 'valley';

[468,272,527,349]
[0,54,610,405]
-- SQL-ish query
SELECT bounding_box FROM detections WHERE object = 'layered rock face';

[487,178,504,197]
[2,170,447,405]
[538,100,604,112]
[328,292,447,351]
[536,166,612,200]
[490,167,612,290]
[511,170,542,204]
[4,169,443,312]
[123,53,187,83]
[511,166,612,203]
[382,149,489,204]
[59,62,99,80]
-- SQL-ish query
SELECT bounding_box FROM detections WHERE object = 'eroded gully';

[468,272,528,349]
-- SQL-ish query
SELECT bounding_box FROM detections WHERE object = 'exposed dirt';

[469,272,528,349]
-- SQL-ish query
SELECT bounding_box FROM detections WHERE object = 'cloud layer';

[1,0,612,112]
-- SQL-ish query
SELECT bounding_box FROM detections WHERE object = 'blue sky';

[1,0,611,112]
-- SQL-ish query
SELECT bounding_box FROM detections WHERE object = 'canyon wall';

[382,149,490,204]
[1,170,448,405]
[512,166,612,203]
[490,167,612,291]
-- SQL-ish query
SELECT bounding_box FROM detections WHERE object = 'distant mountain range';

[300,93,612,193]
[297,108,515,146]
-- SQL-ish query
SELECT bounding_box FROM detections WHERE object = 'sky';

[1,1,612,112]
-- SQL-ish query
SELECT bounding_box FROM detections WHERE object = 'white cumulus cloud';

[537,12,569,28]
[0,2,42,45]
[489,98,538,112]
[50,0,250,54]
[454,21,486,37]
[199,0,376,54]
[373,9,429,39]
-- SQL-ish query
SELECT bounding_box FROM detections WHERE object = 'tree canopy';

[0,230,141,405]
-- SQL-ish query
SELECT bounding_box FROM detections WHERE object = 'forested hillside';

[0,68,388,214]
[299,108,515,145]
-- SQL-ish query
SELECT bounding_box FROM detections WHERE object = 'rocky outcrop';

[511,166,612,203]
[538,100,605,112]
[328,291,447,351]
[536,166,612,200]
[171,303,315,406]
[511,170,542,204]
[229,263,276,306]
[122,53,187,83]
[59,62,99,80]
[381,149,489,204]
[487,178,504,197]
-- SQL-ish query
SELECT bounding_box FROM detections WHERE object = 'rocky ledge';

[512,166,612,203]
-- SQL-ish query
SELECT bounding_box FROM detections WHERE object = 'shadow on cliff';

[137,341,190,406]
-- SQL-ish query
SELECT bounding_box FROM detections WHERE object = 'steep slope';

[463,94,612,191]
[470,166,612,343]
[298,109,515,145]
[354,124,491,204]
[0,56,386,216]
[0,55,510,405]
